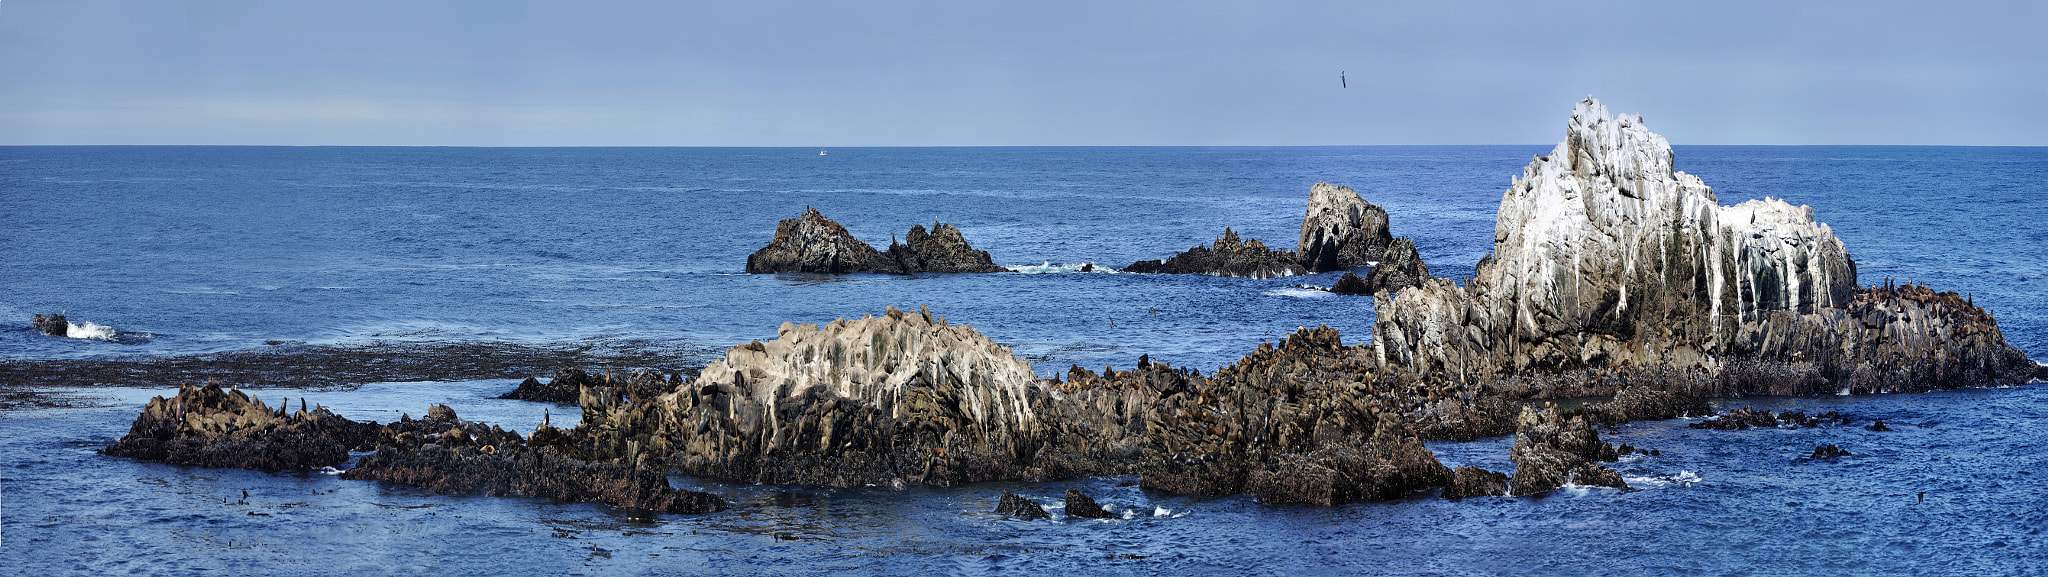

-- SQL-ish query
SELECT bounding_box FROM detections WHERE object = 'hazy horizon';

[3,0,2042,147]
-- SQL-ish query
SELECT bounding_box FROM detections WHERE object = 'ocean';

[3,145,2044,574]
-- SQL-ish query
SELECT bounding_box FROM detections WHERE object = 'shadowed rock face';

[745,208,1008,275]
[100,382,379,471]
[747,208,895,274]
[995,490,1050,519]
[1299,182,1395,273]
[1122,228,1305,279]
[1508,405,1624,496]
[1373,97,2035,400]
[1062,489,1114,519]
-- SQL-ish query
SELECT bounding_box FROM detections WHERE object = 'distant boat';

[819,150,827,156]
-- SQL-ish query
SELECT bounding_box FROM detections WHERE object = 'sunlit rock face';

[1374,97,2031,395]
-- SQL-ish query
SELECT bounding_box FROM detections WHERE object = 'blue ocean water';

[3,145,2045,574]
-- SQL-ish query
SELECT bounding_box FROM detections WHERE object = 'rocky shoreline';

[89,97,2043,511]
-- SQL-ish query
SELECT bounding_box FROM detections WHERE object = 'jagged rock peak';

[1121,227,1303,279]
[1298,182,1394,272]
[746,207,892,274]
[888,222,1010,273]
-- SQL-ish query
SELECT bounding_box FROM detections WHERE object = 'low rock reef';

[32,313,68,336]
[1123,183,1431,289]
[103,382,726,514]
[500,367,679,404]
[745,208,1008,274]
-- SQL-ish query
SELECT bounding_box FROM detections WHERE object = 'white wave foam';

[1263,287,1332,299]
[1120,509,1136,520]
[66,321,120,341]
[1623,470,1703,489]
[1006,262,1116,274]
[319,466,345,476]
[1153,506,1171,517]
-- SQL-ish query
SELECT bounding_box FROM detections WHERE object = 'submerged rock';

[100,381,379,471]
[1122,228,1304,279]
[1327,272,1374,295]
[343,434,726,514]
[1809,444,1852,459]
[745,208,1007,274]
[995,490,1050,520]
[1062,489,1114,519]
[1508,405,1624,496]
[31,313,67,337]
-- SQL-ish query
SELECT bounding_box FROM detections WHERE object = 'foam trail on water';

[1006,262,1117,274]
[66,321,120,341]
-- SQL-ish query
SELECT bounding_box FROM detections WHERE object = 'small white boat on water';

[819,150,827,156]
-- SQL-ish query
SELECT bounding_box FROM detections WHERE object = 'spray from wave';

[1006,262,1118,274]
[66,321,121,341]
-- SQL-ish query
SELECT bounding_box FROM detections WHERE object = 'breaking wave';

[1006,262,1118,274]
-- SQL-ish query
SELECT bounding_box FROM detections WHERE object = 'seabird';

[1340,71,1346,88]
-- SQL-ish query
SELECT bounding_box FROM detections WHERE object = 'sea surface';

[3,145,2045,575]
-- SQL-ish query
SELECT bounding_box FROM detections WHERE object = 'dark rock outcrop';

[745,208,1007,274]
[1809,444,1852,459]
[342,439,726,514]
[1688,407,1852,430]
[32,313,67,337]
[1136,326,1451,506]
[1865,419,1892,432]
[1062,489,1114,519]
[500,367,675,404]
[1508,405,1625,496]
[1122,228,1304,279]
[1298,182,1396,273]
[886,222,1008,273]
[100,381,379,471]
[1441,466,1510,499]
[1328,273,1373,295]
[102,382,724,514]
[995,490,1050,520]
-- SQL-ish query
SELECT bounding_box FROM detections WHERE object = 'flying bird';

[1340,71,1346,88]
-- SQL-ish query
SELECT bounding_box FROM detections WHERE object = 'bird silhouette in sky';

[1340,71,1346,88]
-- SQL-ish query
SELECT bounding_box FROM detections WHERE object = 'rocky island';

[102,97,2038,510]
[1123,182,1431,292]
[745,207,1009,274]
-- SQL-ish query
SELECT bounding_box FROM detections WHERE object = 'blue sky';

[1,0,2041,146]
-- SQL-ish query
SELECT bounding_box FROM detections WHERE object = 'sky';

[0,0,2042,146]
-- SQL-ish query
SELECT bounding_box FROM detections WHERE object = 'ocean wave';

[1262,287,1333,299]
[66,321,121,342]
[1006,262,1117,274]
[1623,470,1703,489]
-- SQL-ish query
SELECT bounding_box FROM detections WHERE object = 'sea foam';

[65,321,120,341]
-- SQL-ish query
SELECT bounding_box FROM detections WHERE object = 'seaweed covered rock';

[746,208,1008,275]
[101,381,380,471]
[1809,444,1852,459]
[1138,326,1451,505]
[886,222,1009,273]
[1327,272,1374,295]
[342,440,726,514]
[1123,228,1304,279]
[995,490,1050,520]
[1062,489,1114,519]
[1297,182,1396,273]
[1441,466,1510,499]
[1507,405,1624,496]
